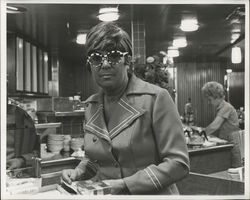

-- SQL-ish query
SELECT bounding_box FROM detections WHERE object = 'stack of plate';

[70,138,84,151]
[47,134,64,153]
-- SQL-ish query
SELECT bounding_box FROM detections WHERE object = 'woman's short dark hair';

[85,22,132,56]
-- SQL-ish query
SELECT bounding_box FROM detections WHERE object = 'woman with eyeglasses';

[62,22,189,195]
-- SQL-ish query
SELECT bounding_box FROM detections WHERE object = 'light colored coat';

[78,74,190,194]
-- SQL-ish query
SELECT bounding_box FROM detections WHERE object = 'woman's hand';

[7,158,25,170]
[103,179,127,194]
[61,168,84,184]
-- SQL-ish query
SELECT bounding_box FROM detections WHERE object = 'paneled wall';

[228,72,244,109]
[57,55,98,100]
[176,62,225,127]
[59,58,79,97]
[81,62,99,101]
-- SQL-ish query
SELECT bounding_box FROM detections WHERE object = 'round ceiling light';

[180,19,199,32]
[76,33,87,45]
[98,7,119,22]
[167,47,179,57]
[173,36,187,48]
[180,12,199,32]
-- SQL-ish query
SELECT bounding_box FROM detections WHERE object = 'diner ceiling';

[7,3,245,63]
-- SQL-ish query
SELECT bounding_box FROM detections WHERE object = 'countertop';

[37,110,85,117]
[209,169,244,183]
[188,143,234,154]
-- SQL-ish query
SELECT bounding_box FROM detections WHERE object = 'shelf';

[37,110,85,117]
[35,123,62,129]
[55,111,85,117]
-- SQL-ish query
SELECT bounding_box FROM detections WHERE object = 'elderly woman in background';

[202,81,242,168]
[62,22,189,195]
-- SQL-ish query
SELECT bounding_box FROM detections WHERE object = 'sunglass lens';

[108,51,122,63]
[89,54,102,66]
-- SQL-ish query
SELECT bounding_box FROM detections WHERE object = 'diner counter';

[188,143,234,174]
[41,153,81,186]
[177,170,244,195]
[6,143,240,196]
[176,143,244,195]
[209,169,244,183]
[188,143,234,154]
[39,143,234,186]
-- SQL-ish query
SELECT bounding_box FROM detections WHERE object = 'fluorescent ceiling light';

[226,69,232,73]
[231,46,242,64]
[76,33,87,45]
[7,5,27,14]
[98,7,119,22]
[7,6,18,11]
[173,36,187,48]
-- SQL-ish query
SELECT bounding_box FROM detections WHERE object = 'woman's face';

[89,50,129,92]
[207,96,220,107]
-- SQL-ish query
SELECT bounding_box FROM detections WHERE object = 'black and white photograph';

[0,0,249,199]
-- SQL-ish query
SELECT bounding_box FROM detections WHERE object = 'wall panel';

[16,37,24,91]
[176,62,225,127]
[31,45,38,92]
[24,42,31,92]
[228,72,244,109]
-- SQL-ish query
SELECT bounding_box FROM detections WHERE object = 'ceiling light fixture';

[44,53,48,62]
[98,7,119,22]
[231,33,241,43]
[173,36,187,48]
[7,5,27,14]
[180,12,199,32]
[7,6,18,11]
[231,46,242,64]
[18,39,23,49]
[76,33,87,45]
[167,47,179,57]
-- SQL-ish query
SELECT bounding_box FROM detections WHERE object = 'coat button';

[92,136,98,143]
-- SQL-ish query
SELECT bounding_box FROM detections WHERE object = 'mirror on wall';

[7,34,50,96]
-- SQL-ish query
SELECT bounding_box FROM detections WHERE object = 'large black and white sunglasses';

[87,50,128,68]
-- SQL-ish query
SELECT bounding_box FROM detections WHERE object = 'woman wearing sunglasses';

[62,22,189,195]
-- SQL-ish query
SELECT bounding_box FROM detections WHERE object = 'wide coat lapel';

[84,93,110,142]
[108,96,145,139]
[84,75,155,141]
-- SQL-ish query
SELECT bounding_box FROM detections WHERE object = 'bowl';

[47,144,63,153]
[48,134,64,141]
